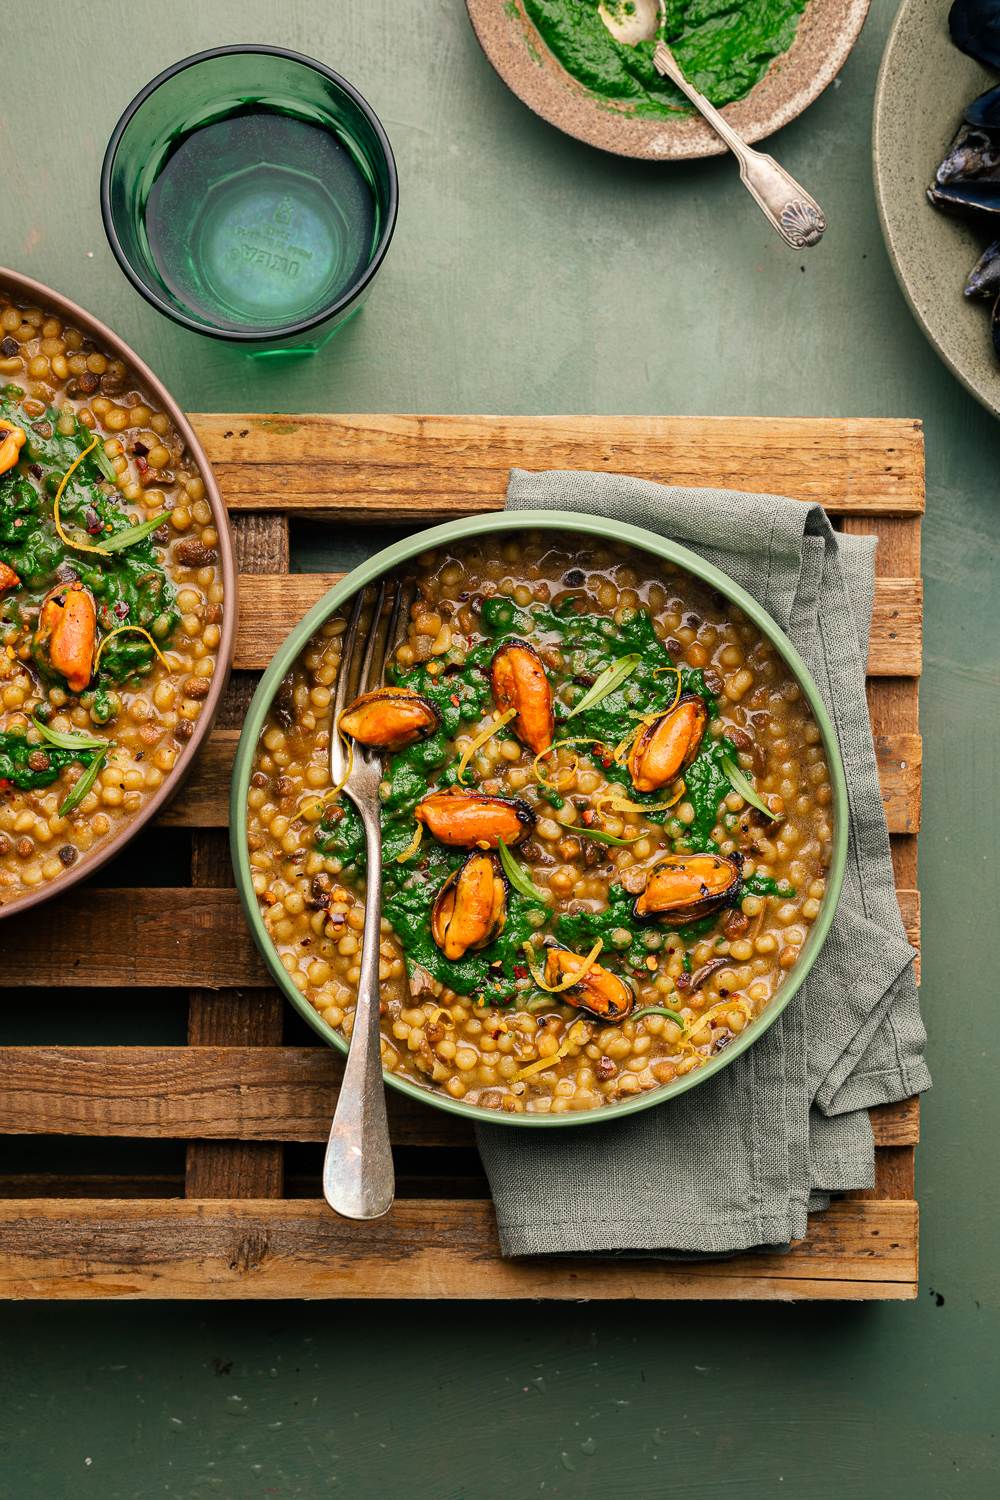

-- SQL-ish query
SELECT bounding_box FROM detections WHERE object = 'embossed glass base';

[102,47,397,353]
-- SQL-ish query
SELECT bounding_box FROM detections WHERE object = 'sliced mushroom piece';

[339,686,440,751]
[431,851,507,960]
[33,584,96,694]
[490,639,554,754]
[542,945,635,1021]
[634,852,742,924]
[414,788,535,848]
[627,693,707,793]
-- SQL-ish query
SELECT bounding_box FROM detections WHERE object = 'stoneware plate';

[0,267,237,919]
[231,510,848,1130]
[874,0,1000,418]
[467,0,870,160]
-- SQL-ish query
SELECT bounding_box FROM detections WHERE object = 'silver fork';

[323,577,412,1220]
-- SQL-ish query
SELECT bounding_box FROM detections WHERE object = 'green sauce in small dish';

[522,0,808,114]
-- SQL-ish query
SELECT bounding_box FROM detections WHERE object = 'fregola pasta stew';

[0,291,224,904]
[247,535,833,1116]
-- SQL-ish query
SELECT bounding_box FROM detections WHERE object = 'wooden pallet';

[0,415,923,1300]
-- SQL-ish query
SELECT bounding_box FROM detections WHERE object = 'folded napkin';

[476,470,930,1257]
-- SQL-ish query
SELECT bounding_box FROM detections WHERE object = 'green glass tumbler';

[101,46,398,356]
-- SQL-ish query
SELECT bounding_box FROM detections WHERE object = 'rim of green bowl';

[230,510,848,1129]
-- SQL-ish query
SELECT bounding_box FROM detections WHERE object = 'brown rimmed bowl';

[231,511,847,1130]
[0,266,237,918]
[467,0,870,161]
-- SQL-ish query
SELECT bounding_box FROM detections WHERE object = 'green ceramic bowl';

[230,511,847,1129]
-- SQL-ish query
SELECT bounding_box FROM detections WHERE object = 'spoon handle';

[322,801,395,1220]
[652,41,826,249]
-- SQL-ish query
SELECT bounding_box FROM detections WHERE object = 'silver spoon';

[598,0,826,248]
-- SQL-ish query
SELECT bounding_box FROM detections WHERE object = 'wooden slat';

[184,508,289,1200]
[0,1046,919,1148]
[162,726,923,836]
[229,571,921,677]
[189,413,925,518]
[0,1196,918,1300]
[2,886,920,990]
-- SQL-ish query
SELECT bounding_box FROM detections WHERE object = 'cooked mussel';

[431,851,507,960]
[634,852,743,924]
[542,945,635,1021]
[0,423,25,476]
[965,239,1000,297]
[929,126,1000,217]
[339,686,440,750]
[33,584,96,694]
[950,0,1000,69]
[627,694,707,793]
[414,787,535,847]
[490,639,554,754]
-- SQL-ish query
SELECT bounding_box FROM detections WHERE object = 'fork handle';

[652,41,826,249]
[323,804,395,1220]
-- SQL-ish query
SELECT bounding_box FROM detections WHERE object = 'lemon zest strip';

[395,822,424,863]
[513,1019,589,1081]
[53,435,119,555]
[520,937,604,994]
[93,624,170,674]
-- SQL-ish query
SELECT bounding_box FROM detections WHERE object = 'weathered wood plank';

[185,510,288,1201]
[189,414,925,518]
[3,887,919,988]
[0,1196,918,1299]
[163,726,923,836]
[228,572,921,676]
[0,1046,918,1148]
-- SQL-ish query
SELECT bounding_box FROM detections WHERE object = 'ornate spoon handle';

[652,41,826,249]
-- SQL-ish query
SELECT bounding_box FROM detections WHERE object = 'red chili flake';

[0,779,10,791]
[599,755,613,768]
[513,964,528,980]
[582,808,596,827]
[450,693,460,707]
[135,456,149,475]
[113,600,130,620]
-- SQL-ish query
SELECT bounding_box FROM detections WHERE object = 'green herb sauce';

[521,0,808,115]
[0,391,179,700]
[0,728,95,791]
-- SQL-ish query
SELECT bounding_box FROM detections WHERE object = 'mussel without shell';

[414,787,535,848]
[634,852,743,924]
[339,686,440,750]
[490,639,554,755]
[431,852,507,960]
[627,694,707,794]
[33,584,96,694]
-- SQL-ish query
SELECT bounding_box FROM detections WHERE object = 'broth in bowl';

[246,534,833,1116]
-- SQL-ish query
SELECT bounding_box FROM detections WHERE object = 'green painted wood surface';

[1,0,998,1495]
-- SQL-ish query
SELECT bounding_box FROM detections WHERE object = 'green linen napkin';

[475,470,930,1257]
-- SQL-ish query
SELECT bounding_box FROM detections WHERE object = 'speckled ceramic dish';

[874,0,1000,419]
[467,0,870,161]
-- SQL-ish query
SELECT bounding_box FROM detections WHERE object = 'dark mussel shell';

[966,83,1000,130]
[965,239,1000,297]
[929,127,1000,217]
[950,0,1000,68]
